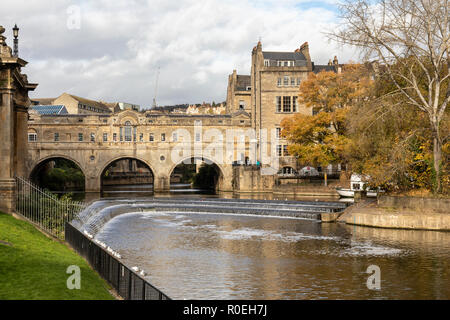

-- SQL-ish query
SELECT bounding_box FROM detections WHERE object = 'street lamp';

[12,24,19,57]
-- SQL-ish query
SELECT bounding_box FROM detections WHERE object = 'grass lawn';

[0,212,114,300]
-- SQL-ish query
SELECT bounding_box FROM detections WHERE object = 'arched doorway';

[30,157,86,198]
[169,157,223,193]
[101,157,154,194]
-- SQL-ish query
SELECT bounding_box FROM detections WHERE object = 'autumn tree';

[281,65,371,185]
[328,0,449,193]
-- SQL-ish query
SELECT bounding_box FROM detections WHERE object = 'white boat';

[335,174,382,198]
[335,187,378,198]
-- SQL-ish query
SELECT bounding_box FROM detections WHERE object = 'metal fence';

[15,176,86,240]
[65,222,171,300]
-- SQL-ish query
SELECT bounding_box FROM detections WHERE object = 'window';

[78,133,83,142]
[297,77,302,85]
[172,132,177,142]
[103,133,108,142]
[120,127,123,141]
[90,133,95,142]
[161,133,165,141]
[113,133,117,142]
[277,145,282,157]
[276,127,281,139]
[290,77,296,86]
[283,96,291,112]
[124,121,132,142]
[276,96,282,112]
[139,133,143,142]
[195,133,201,142]
[149,133,154,142]
[240,120,245,124]
[293,96,298,112]
[28,133,37,142]
[283,76,289,86]
[283,145,289,156]
[264,59,269,66]
[54,133,59,142]
[277,77,282,86]
[239,100,245,110]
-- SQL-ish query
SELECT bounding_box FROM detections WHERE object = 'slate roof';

[31,105,68,115]
[235,75,251,91]
[262,51,308,67]
[312,64,339,74]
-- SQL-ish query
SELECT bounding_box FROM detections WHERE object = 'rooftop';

[31,105,68,115]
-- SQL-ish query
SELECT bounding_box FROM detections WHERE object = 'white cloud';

[0,0,358,106]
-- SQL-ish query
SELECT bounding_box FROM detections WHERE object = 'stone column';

[154,175,170,192]
[85,176,101,193]
[0,90,16,213]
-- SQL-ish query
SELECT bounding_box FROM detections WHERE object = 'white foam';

[342,241,403,256]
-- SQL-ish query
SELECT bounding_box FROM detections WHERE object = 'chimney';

[299,41,311,62]
[328,59,332,66]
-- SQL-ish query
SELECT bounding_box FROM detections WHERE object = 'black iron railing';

[65,222,171,300]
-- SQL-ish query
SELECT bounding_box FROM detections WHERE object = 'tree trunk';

[432,127,442,193]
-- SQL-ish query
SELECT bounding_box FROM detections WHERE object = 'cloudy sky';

[1,0,358,107]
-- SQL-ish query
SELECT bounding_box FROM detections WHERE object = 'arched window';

[124,121,132,142]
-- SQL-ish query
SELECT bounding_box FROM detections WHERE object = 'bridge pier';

[85,176,101,193]
[154,175,170,193]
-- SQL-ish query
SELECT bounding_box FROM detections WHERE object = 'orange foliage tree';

[281,65,371,184]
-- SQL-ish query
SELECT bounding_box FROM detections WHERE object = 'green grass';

[0,212,114,300]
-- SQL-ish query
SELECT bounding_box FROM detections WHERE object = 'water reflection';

[96,211,450,300]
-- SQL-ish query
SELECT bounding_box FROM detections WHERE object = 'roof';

[31,105,68,115]
[262,51,307,66]
[312,64,338,74]
[235,75,251,91]
[66,93,112,113]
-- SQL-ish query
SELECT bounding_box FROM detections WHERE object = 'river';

[79,187,450,300]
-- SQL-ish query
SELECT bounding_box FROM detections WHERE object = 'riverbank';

[0,212,114,299]
[334,196,450,231]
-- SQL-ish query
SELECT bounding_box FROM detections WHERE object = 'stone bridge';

[27,109,261,192]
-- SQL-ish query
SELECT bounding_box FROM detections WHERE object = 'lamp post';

[12,24,19,57]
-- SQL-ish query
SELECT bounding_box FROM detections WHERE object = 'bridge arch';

[99,156,156,192]
[29,155,87,192]
[169,156,226,191]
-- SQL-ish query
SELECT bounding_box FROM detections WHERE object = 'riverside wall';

[334,196,450,231]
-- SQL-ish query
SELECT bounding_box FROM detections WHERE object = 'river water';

[93,202,450,299]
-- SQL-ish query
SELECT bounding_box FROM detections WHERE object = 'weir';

[71,198,348,237]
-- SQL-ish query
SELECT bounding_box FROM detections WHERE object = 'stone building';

[227,41,342,175]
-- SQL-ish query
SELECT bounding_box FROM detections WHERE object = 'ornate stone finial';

[0,25,5,35]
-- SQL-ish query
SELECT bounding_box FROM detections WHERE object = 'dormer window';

[264,59,270,66]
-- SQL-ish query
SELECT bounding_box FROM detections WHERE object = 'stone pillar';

[154,175,170,192]
[85,176,101,193]
[0,88,16,213]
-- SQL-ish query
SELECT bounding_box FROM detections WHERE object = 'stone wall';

[378,196,450,214]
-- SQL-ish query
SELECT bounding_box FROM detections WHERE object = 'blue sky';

[1,0,357,106]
